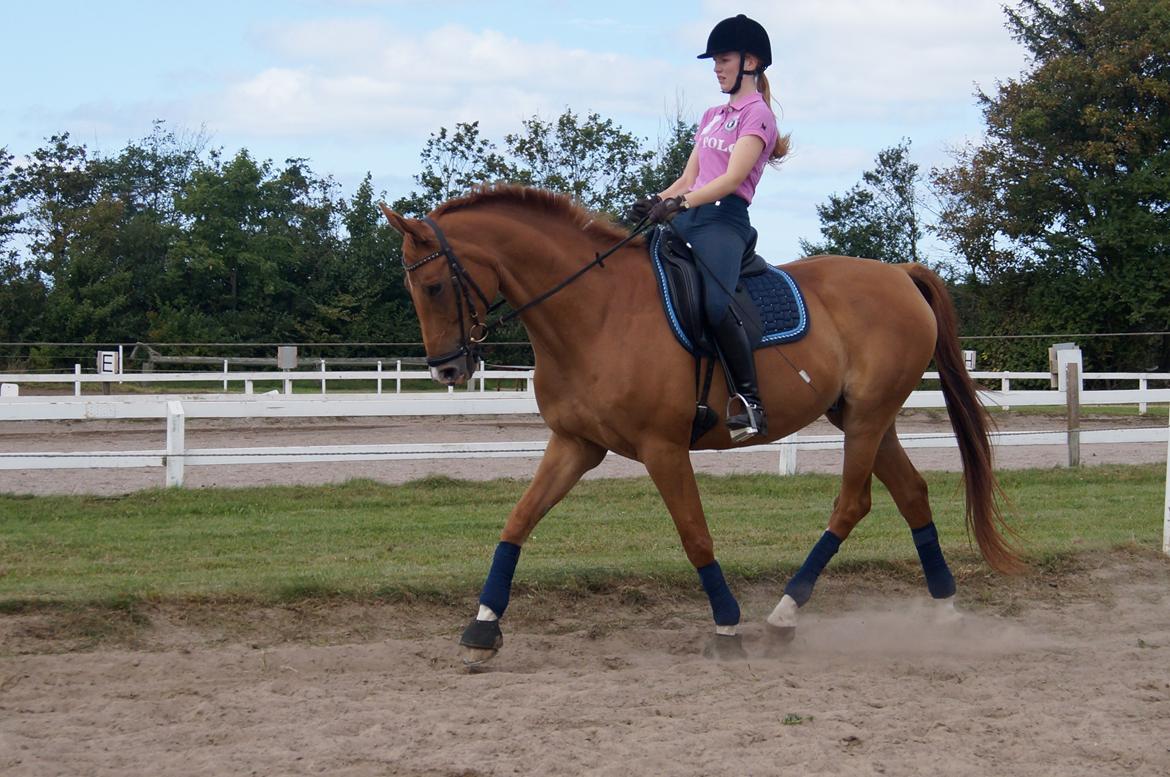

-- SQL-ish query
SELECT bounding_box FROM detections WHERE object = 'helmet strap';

[723,51,762,95]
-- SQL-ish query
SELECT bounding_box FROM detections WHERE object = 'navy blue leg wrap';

[478,541,522,617]
[912,522,956,599]
[784,530,842,606]
[697,561,741,626]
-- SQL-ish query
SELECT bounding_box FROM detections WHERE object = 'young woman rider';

[629,13,790,441]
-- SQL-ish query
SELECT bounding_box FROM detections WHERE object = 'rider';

[629,14,790,441]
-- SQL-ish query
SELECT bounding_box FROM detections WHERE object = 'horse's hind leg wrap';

[698,560,741,627]
[479,541,522,618]
[784,530,842,606]
[912,522,956,599]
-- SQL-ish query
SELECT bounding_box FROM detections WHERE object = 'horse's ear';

[377,203,431,243]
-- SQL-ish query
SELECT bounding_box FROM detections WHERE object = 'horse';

[378,185,1019,664]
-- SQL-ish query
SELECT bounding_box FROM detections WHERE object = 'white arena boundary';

[2,367,1169,556]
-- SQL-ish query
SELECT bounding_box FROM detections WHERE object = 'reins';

[406,213,653,365]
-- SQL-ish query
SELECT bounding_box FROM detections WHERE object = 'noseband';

[402,213,652,369]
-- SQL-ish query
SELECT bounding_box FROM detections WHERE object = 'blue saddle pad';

[649,229,809,356]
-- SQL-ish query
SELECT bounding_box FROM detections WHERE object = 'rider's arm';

[657,146,701,200]
[678,135,765,208]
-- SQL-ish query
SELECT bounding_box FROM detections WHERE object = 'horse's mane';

[431,184,640,245]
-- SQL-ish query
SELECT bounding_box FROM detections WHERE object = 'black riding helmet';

[696,14,772,95]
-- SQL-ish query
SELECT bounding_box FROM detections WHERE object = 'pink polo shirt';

[690,92,778,205]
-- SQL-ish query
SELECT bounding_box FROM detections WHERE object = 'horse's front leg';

[640,441,746,660]
[459,432,606,665]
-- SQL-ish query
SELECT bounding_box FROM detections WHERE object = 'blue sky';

[2,0,1027,261]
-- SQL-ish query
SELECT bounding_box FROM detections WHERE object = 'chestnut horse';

[379,185,1017,663]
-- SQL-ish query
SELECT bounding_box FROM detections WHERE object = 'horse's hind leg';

[459,432,606,664]
[870,424,959,617]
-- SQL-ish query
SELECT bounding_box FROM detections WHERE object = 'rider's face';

[712,52,759,91]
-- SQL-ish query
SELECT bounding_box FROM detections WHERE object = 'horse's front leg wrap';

[912,522,956,599]
[784,530,843,606]
[697,560,741,627]
[479,541,522,618]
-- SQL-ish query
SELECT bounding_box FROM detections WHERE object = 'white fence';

[2,363,1169,556]
[3,366,1170,475]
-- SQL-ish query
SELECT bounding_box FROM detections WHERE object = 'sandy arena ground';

[2,411,1169,775]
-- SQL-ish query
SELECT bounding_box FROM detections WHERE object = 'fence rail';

[3,365,1169,555]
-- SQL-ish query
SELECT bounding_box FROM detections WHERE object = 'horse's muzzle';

[429,355,473,386]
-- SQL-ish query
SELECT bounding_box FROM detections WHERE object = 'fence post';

[1163,409,1169,556]
[166,400,186,488]
[377,361,383,396]
[778,434,798,476]
[223,359,229,392]
[396,360,402,394]
[1066,362,1080,468]
[74,364,81,397]
[1139,377,1148,415]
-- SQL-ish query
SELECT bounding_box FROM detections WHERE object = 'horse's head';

[378,203,500,386]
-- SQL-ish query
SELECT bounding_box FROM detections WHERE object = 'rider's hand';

[626,194,661,222]
[648,195,688,224]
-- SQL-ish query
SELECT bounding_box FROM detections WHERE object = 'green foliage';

[0,147,47,342]
[393,108,695,222]
[934,0,1170,369]
[800,139,925,263]
[0,109,698,356]
[501,109,653,216]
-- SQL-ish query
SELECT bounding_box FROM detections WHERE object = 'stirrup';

[725,393,765,442]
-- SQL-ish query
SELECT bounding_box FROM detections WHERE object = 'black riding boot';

[712,313,767,441]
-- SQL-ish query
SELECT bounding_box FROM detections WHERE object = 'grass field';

[1,464,1165,611]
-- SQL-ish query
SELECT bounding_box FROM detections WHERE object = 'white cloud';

[697,0,1026,121]
[207,20,681,140]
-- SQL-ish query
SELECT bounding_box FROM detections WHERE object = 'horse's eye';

[424,283,444,298]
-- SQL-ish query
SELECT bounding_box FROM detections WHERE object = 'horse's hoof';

[703,633,748,661]
[459,646,499,667]
[933,596,963,625]
[764,623,796,653]
[459,618,503,666]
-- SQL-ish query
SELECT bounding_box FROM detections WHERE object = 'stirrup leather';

[725,393,765,442]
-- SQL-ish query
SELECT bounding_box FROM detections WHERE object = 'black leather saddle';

[647,225,808,357]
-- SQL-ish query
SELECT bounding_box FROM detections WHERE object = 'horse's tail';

[903,263,1024,574]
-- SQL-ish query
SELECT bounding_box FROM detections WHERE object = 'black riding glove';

[626,194,661,222]
[648,195,689,224]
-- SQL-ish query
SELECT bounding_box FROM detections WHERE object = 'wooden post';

[778,434,798,476]
[166,401,186,488]
[1163,409,1169,556]
[1066,362,1080,468]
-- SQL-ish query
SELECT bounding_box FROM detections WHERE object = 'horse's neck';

[488,216,640,361]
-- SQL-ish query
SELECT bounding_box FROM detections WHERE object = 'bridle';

[403,213,651,369]
[404,216,498,368]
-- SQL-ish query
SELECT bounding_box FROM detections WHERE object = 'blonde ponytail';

[757,71,791,166]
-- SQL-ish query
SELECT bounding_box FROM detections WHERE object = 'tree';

[392,122,509,216]
[933,0,1170,370]
[10,124,204,342]
[800,139,925,263]
[0,147,47,344]
[394,109,664,219]
[329,173,415,343]
[165,151,344,343]
[501,109,653,216]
